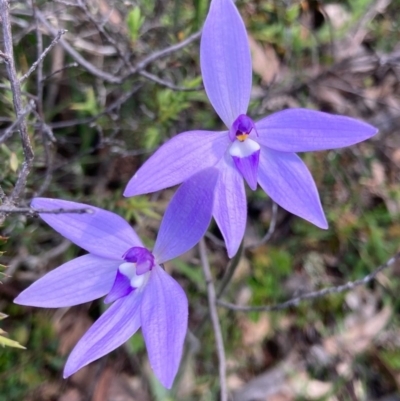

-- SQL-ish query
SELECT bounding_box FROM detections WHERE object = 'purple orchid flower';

[123,0,377,258]
[15,168,218,389]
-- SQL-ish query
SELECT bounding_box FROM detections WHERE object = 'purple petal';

[257,148,328,228]
[64,290,142,378]
[124,131,229,197]
[200,0,252,127]
[230,138,260,190]
[213,156,246,258]
[31,198,143,260]
[104,270,133,304]
[255,109,378,152]
[14,254,117,307]
[141,265,188,389]
[153,167,219,263]
[232,150,260,190]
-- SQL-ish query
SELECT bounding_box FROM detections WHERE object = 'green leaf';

[70,87,99,116]
[0,334,26,349]
[127,7,145,42]
[9,152,19,172]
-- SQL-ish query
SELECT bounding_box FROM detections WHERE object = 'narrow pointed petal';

[31,198,143,259]
[14,255,117,307]
[124,131,229,197]
[213,156,246,258]
[200,0,252,127]
[64,291,142,378]
[153,167,219,263]
[229,139,261,190]
[104,270,133,304]
[141,265,188,389]
[257,148,328,228]
[255,109,378,152]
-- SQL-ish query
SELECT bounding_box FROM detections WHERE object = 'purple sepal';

[257,147,328,229]
[255,108,378,152]
[30,198,143,260]
[213,156,246,258]
[64,291,143,378]
[153,167,219,263]
[232,149,260,190]
[200,0,252,127]
[123,247,155,275]
[104,270,133,304]
[141,265,188,389]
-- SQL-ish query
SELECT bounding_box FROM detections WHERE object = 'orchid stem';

[199,238,228,401]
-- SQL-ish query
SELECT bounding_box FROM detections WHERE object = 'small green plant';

[0,313,25,349]
[127,7,145,42]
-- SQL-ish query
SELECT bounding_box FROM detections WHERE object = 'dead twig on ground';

[218,252,400,312]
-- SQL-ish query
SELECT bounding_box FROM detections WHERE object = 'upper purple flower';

[124,0,377,258]
[15,168,218,389]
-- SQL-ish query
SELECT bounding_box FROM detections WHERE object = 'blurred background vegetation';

[1,0,400,400]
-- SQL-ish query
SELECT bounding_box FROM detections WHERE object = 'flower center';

[229,114,257,142]
[119,262,148,288]
[123,246,155,275]
[104,247,155,304]
[228,115,260,190]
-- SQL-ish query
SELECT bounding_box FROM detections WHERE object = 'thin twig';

[246,202,278,250]
[0,187,6,203]
[41,62,78,81]
[0,101,35,144]
[46,83,142,129]
[205,231,226,248]
[199,239,228,401]
[35,8,201,84]
[0,0,35,202]
[0,207,94,216]
[19,29,67,83]
[139,70,202,91]
[31,6,55,197]
[217,252,400,312]
[131,31,201,75]
[34,9,120,83]
[217,241,244,298]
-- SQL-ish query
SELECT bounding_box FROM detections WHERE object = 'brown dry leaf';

[232,256,251,283]
[391,149,400,166]
[311,85,349,114]
[232,354,299,401]
[59,388,82,401]
[54,310,93,356]
[93,369,146,401]
[227,374,245,392]
[232,364,289,401]
[324,306,392,356]
[371,160,386,187]
[268,393,294,401]
[98,0,124,29]
[248,35,280,85]
[323,4,350,29]
[288,372,333,400]
[240,314,271,346]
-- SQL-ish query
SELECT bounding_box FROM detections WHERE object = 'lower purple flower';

[14,168,219,389]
